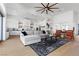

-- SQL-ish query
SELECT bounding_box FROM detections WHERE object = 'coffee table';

[41,35,57,46]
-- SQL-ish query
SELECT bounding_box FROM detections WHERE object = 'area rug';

[30,39,69,56]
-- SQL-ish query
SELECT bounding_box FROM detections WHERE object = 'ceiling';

[0,4,6,17]
[3,3,79,23]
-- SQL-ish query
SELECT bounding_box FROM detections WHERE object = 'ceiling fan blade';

[48,9,54,13]
[41,9,45,13]
[49,3,58,7]
[47,3,49,7]
[35,7,43,8]
[36,8,44,12]
[41,3,46,8]
[46,10,48,14]
[50,8,59,9]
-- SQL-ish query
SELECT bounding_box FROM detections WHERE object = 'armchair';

[65,30,74,40]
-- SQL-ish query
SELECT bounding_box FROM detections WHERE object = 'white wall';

[0,15,2,40]
[52,11,75,33]
[0,16,6,40]
[0,3,6,40]
[6,17,18,28]
[3,17,6,40]
[73,11,79,35]
[76,12,79,23]
[6,17,31,29]
[73,11,78,35]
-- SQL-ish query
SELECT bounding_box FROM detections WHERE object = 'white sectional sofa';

[20,32,41,45]
[20,30,48,45]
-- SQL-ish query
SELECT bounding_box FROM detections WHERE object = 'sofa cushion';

[22,31,28,36]
[42,30,46,34]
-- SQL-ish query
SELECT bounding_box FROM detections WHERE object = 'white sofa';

[20,32,41,45]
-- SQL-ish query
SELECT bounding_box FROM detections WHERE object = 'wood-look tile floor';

[0,35,79,56]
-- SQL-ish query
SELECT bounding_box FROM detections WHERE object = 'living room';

[0,3,79,56]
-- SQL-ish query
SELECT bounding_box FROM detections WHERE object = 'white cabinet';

[10,31,20,35]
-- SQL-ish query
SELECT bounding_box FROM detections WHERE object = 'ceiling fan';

[35,3,59,14]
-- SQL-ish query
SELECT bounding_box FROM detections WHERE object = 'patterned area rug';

[30,39,69,56]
